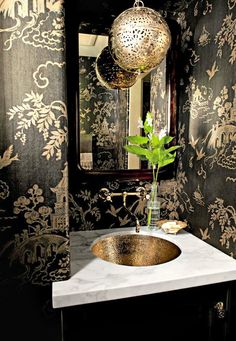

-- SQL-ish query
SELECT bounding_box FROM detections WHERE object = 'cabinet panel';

[61,282,234,341]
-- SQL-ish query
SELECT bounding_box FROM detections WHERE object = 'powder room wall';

[0,2,69,340]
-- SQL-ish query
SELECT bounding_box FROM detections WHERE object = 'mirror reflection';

[79,33,170,171]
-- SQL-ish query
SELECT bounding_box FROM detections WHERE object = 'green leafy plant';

[124,111,180,227]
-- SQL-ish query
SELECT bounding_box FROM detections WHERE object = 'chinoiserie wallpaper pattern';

[79,56,128,170]
[0,0,69,287]
[70,0,236,258]
[173,0,236,257]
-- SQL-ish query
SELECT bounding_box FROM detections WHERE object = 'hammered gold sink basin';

[91,232,181,266]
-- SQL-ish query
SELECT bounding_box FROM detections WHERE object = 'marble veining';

[52,227,236,309]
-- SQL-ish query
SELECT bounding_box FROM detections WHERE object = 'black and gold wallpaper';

[171,0,236,257]
[0,1,69,338]
[0,0,69,285]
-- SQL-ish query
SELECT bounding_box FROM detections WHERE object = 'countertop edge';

[52,269,236,309]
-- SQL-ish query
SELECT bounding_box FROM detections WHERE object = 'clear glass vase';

[147,181,161,230]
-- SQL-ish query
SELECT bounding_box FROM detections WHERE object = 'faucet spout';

[123,193,141,233]
[135,219,141,233]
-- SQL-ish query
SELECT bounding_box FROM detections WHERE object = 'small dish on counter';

[156,219,188,234]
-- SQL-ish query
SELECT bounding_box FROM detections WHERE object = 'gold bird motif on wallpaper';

[189,135,199,149]
[200,228,210,241]
[196,147,206,160]
[206,61,219,80]
[0,145,19,170]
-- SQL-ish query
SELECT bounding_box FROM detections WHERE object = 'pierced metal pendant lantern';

[95,46,139,90]
[109,0,171,73]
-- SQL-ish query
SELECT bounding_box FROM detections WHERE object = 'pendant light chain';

[133,0,144,7]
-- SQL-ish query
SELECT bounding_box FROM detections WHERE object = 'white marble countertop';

[52,227,236,309]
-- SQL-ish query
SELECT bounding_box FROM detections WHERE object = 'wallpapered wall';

[172,0,236,257]
[71,0,236,258]
[0,1,69,339]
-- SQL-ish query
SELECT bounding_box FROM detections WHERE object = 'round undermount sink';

[91,232,181,266]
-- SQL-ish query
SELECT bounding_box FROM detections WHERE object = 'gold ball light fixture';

[109,0,171,73]
[95,46,139,90]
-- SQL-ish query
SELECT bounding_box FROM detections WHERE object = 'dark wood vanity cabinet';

[61,281,236,341]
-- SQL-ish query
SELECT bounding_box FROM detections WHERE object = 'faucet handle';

[136,186,147,199]
[99,188,112,202]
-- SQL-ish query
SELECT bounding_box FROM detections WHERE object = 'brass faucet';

[99,187,147,233]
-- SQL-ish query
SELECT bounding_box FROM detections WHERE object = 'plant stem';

[147,165,160,228]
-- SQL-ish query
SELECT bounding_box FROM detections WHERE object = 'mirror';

[75,7,180,178]
[79,33,155,171]
[79,35,176,171]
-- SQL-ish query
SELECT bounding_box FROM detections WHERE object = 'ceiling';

[77,0,195,24]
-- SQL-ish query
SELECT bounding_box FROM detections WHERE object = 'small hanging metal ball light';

[95,46,139,90]
[109,0,171,73]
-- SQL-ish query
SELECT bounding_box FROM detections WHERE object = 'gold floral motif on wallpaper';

[0,145,19,230]
[192,185,205,206]
[194,0,213,17]
[33,60,66,88]
[178,122,186,152]
[208,198,236,255]
[0,164,69,283]
[69,191,101,230]
[215,13,236,65]
[176,11,187,31]
[0,0,65,51]
[7,91,67,160]
[198,25,211,47]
